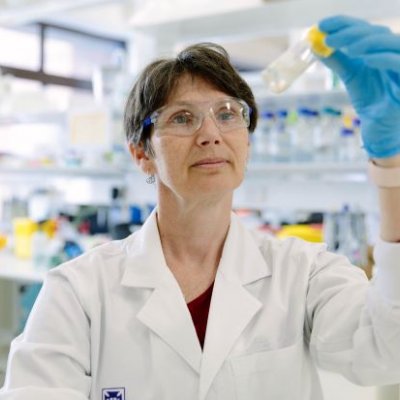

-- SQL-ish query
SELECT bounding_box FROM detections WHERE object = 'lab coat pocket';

[229,340,303,400]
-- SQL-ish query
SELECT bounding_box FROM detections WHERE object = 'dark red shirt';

[187,282,214,349]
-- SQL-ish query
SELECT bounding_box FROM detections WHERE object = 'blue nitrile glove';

[318,15,400,159]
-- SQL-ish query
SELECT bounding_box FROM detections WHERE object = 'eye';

[169,111,194,125]
[219,110,235,120]
[216,107,241,123]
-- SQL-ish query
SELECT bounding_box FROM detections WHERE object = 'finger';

[361,53,400,73]
[345,34,400,56]
[319,15,369,34]
[325,25,392,49]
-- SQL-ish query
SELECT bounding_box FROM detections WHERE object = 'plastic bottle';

[12,218,38,259]
[275,109,291,162]
[32,228,50,270]
[322,211,338,251]
[315,107,342,162]
[262,26,334,93]
[251,111,276,163]
[308,109,321,159]
[337,128,361,162]
[352,117,366,161]
[290,107,315,162]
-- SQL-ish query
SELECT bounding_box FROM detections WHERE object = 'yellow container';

[42,219,57,238]
[0,234,7,250]
[13,218,38,259]
[277,224,323,243]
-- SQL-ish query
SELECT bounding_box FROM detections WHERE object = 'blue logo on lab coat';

[102,387,125,400]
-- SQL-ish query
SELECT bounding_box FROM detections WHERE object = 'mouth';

[192,158,229,168]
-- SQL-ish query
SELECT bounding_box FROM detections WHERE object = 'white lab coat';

[1,210,400,400]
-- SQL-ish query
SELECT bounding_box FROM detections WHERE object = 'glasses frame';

[142,97,252,136]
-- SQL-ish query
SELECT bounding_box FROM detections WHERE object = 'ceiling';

[1,0,399,71]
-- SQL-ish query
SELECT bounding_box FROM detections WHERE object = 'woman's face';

[143,75,250,203]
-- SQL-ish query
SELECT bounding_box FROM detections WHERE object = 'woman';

[1,15,400,400]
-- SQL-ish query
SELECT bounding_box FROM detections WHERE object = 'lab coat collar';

[120,208,272,391]
[121,208,172,289]
[121,209,271,288]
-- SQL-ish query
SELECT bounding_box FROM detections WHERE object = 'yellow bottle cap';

[307,25,334,58]
[342,114,354,129]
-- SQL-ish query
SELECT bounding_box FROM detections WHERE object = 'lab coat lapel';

[199,213,272,400]
[121,210,202,373]
[136,281,202,373]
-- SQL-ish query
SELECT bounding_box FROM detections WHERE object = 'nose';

[195,113,222,146]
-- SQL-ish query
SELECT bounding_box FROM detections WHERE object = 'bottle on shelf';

[335,205,367,267]
[262,25,334,93]
[251,111,276,163]
[32,226,50,270]
[322,211,338,251]
[314,107,342,162]
[290,107,315,162]
[274,109,291,163]
[337,127,364,162]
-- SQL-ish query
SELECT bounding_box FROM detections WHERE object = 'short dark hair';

[123,42,258,156]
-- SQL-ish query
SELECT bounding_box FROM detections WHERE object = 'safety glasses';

[142,98,251,136]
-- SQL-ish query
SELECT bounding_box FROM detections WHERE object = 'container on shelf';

[337,128,364,162]
[314,107,342,162]
[12,218,38,259]
[290,107,315,162]
[251,111,276,163]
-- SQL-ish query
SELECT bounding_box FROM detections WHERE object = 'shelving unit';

[0,112,65,125]
[252,87,350,109]
[0,166,127,180]
[248,161,367,175]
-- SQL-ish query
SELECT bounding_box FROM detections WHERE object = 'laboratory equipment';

[262,26,334,93]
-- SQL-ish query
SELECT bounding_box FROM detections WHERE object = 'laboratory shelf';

[0,162,368,184]
[254,88,350,108]
[0,252,46,284]
[0,166,126,179]
[247,161,367,175]
[0,112,65,125]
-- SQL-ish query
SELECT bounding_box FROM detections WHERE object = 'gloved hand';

[318,15,400,159]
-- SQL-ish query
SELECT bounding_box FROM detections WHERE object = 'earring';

[146,174,155,184]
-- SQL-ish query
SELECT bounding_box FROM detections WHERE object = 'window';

[0,23,127,91]
[0,26,40,70]
[44,26,126,80]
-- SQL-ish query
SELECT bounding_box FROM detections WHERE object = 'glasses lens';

[212,99,250,132]
[154,104,201,136]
